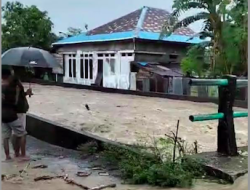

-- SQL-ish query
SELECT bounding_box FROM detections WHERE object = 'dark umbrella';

[2,47,61,97]
[1,47,60,68]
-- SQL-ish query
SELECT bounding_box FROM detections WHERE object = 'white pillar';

[76,51,81,83]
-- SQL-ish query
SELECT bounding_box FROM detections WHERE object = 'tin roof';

[53,6,204,46]
[133,62,183,77]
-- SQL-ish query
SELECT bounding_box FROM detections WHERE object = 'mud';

[2,136,248,190]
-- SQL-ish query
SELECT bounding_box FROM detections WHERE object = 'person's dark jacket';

[2,77,29,123]
[2,79,18,123]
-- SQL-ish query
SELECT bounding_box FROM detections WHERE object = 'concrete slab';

[189,147,248,183]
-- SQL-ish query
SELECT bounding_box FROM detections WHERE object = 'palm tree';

[161,0,231,74]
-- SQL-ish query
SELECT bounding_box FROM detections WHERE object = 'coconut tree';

[227,0,248,76]
[161,0,232,74]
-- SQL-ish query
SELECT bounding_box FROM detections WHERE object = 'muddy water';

[2,135,247,190]
[27,84,248,153]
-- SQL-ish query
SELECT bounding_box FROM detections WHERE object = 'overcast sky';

[2,0,204,34]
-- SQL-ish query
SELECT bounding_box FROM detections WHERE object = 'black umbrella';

[1,47,60,68]
[2,47,61,97]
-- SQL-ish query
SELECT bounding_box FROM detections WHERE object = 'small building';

[52,6,202,90]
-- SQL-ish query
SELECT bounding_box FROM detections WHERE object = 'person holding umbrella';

[2,67,32,161]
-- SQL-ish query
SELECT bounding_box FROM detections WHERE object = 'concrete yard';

[26,83,248,152]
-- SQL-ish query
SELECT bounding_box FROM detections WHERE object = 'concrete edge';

[26,113,140,154]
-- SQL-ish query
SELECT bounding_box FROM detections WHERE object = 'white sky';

[2,0,204,34]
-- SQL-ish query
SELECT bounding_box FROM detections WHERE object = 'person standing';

[2,68,32,161]
[11,74,32,160]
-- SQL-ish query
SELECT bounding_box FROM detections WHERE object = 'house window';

[69,58,72,77]
[79,54,93,80]
[85,59,89,79]
[122,53,133,57]
[89,59,93,79]
[110,59,115,74]
[80,55,84,78]
[68,54,76,77]
[73,57,76,78]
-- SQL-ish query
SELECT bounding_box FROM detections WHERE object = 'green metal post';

[236,79,248,88]
[189,113,224,122]
[189,112,248,122]
[233,112,248,118]
[189,79,229,86]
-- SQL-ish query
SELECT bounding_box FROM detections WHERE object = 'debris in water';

[85,104,90,111]
[76,171,92,177]
[19,161,31,177]
[91,167,103,171]
[34,175,64,181]
[32,164,48,169]
[64,177,89,190]
[98,172,109,176]
[90,184,116,190]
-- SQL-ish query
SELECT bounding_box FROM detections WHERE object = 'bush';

[101,143,204,188]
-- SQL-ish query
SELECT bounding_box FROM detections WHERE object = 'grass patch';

[100,137,205,188]
[78,122,205,188]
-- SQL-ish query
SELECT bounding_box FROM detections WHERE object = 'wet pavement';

[2,136,248,190]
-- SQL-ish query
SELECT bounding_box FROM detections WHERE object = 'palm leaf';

[172,1,208,17]
[159,15,178,39]
[187,31,213,41]
[203,20,213,32]
[197,40,213,48]
[173,12,209,30]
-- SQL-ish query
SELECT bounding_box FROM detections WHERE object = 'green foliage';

[2,1,58,52]
[77,141,99,155]
[100,137,204,188]
[162,0,248,76]
[181,46,209,77]
[67,27,83,36]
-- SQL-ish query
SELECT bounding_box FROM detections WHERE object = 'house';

[52,6,203,90]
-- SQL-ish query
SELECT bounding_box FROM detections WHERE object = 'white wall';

[63,51,97,85]
[63,50,135,90]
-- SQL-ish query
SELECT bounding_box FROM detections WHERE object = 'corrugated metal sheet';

[53,31,204,45]
[133,62,183,77]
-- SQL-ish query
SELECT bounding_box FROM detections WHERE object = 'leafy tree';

[67,27,83,36]
[2,1,57,52]
[161,0,247,76]
[59,27,83,38]
[181,46,209,77]
[161,0,231,73]
[227,0,248,76]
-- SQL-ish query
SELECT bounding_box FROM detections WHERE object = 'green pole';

[236,79,248,88]
[189,113,224,122]
[233,112,248,118]
[189,112,248,122]
[189,79,229,86]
